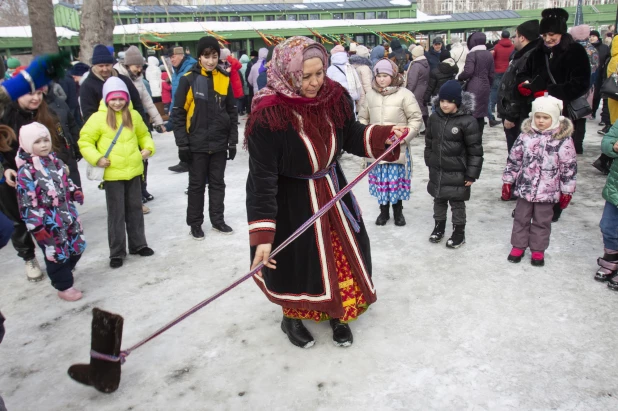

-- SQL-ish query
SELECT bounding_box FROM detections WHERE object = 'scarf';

[469,45,487,53]
[245,36,351,148]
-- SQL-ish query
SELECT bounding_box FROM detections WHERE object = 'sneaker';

[130,247,155,257]
[168,162,189,173]
[190,225,205,240]
[142,205,150,214]
[598,125,610,135]
[599,121,606,126]
[25,258,44,282]
[58,287,83,302]
[110,258,123,268]
[212,223,233,234]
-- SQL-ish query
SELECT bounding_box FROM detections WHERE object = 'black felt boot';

[429,220,446,243]
[375,204,390,226]
[68,308,124,393]
[446,224,466,249]
[281,316,315,348]
[329,319,353,347]
[392,201,406,226]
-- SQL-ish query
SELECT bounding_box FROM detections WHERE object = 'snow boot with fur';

[68,308,124,393]
[375,204,390,226]
[281,316,315,348]
[392,201,406,226]
[595,250,618,282]
[429,220,446,243]
[446,224,465,248]
[329,319,353,347]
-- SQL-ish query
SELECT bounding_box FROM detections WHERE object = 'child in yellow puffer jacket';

[79,77,156,269]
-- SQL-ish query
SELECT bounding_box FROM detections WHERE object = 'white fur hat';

[530,94,564,130]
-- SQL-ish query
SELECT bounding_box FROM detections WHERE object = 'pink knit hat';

[373,58,394,76]
[16,122,52,176]
[570,24,591,41]
[330,45,345,55]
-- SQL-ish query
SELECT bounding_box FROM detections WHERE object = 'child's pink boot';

[507,247,525,263]
[58,287,83,302]
[531,251,545,267]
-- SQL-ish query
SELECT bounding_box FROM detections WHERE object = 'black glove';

[178,146,192,164]
[227,144,237,161]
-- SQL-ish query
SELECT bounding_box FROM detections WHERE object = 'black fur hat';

[540,8,569,35]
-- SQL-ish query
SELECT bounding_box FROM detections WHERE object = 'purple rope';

[94,131,407,363]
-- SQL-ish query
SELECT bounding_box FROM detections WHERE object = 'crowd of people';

[0,6,617,366]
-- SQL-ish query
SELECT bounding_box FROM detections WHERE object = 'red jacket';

[493,38,515,74]
[227,56,244,99]
[161,72,172,104]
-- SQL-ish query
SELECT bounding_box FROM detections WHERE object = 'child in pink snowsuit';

[501,95,577,266]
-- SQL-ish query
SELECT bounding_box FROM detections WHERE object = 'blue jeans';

[600,201,618,250]
[488,73,503,120]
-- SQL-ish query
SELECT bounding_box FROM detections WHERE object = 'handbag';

[86,125,124,181]
[544,55,592,120]
[601,72,618,101]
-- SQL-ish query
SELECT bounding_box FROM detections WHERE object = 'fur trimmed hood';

[349,55,372,68]
[431,91,476,117]
[520,117,574,140]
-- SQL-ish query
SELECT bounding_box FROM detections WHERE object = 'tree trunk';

[27,0,58,55]
[79,0,114,64]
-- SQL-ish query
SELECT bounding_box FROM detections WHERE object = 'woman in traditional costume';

[245,36,408,348]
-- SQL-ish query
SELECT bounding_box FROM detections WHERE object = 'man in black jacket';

[172,36,238,240]
[497,19,542,152]
[79,44,146,124]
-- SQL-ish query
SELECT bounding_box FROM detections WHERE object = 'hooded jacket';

[161,72,172,104]
[424,92,484,201]
[226,55,244,98]
[327,52,362,102]
[458,32,495,118]
[406,57,430,116]
[171,55,197,109]
[248,48,268,91]
[349,55,373,107]
[172,64,238,153]
[423,59,459,103]
[450,41,468,77]
[239,54,251,95]
[79,100,156,182]
[114,63,164,126]
[145,56,162,98]
[493,38,515,74]
[503,117,577,203]
[370,46,385,67]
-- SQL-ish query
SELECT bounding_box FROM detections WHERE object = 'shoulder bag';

[86,125,124,181]
[601,70,618,101]
[544,55,592,120]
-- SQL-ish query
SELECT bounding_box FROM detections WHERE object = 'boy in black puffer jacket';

[424,80,484,248]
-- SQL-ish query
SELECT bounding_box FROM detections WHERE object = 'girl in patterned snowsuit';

[502,95,577,266]
[15,122,86,301]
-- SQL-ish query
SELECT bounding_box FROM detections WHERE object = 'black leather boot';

[392,201,406,226]
[446,224,466,249]
[375,204,390,226]
[329,319,353,347]
[68,308,124,393]
[429,220,446,243]
[281,316,315,348]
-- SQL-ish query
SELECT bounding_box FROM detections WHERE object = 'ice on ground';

[0,117,617,410]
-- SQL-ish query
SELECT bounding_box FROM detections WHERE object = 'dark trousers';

[488,73,503,120]
[593,81,602,116]
[0,210,14,249]
[503,118,522,153]
[0,183,35,261]
[187,151,227,227]
[602,98,611,124]
[572,118,587,154]
[105,176,148,258]
[433,198,466,225]
[247,87,254,114]
[43,253,81,291]
[476,117,485,136]
[511,198,554,252]
[140,160,149,196]
[422,115,428,129]
[237,96,248,115]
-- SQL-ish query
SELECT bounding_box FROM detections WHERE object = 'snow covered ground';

[1,116,617,410]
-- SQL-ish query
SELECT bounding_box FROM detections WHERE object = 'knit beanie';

[570,24,591,41]
[349,43,358,53]
[438,80,463,107]
[220,48,231,61]
[196,36,221,57]
[7,57,20,69]
[412,45,425,59]
[102,77,129,104]
[390,39,403,52]
[530,95,564,131]
[17,122,52,176]
[502,30,510,39]
[591,30,601,39]
[540,8,569,35]
[123,45,144,66]
[517,19,540,41]
[356,45,370,58]
[91,44,114,65]
[373,59,394,77]
[330,45,345,55]
[70,62,90,77]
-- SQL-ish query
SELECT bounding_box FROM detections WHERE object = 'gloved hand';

[559,193,572,209]
[501,183,512,201]
[517,82,532,97]
[178,146,192,164]
[33,227,52,243]
[2,51,71,100]
[227,144,237,161]
[73,190,84,205]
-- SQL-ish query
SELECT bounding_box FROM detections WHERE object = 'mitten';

[501,183,512,201]
[178,146,192,164]
[227,144,237,161]
[559,193,572,209]
[517,82,532,97]
[73,190,84,205]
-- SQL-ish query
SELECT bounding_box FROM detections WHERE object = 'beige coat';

[349,56,373,108]
[358,86,423,164]
[114,63,164,126]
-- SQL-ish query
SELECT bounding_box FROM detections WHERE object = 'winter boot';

[58,287,83,302]
[446,224,466,249]
[551,204,562,222]
[68,308,124,393]
[595,250,618,282]
[531,251,545,267]
[375,204,390,226]
[281,316,315,348]
[25,258,44,282]
[608,276,618,291]
[429,220,446,243]
[329,319,353,347]
[507,247,525,263]
[392,201,406,226]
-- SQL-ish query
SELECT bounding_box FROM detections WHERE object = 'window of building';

[333,13,342,19]
[366,35,377,47]
[155,17,166,23]
[366,11,375,19]
[130,18,139,24]
[266,15,275,21]
[355,35,365,44]
[242,16,252,21]
[299,14,308,20]
[276,15,286,21]
[377,11,387,19]
[219,16,228,22]
[345,12,354,19]
[309,14,320,20]
[287,14,297,21]
[230,16,240,22]
[206,16,216,21]
[194,17,204,22]
[143,18,152,23]
[168,17,179,23]
[355,12,364,19]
